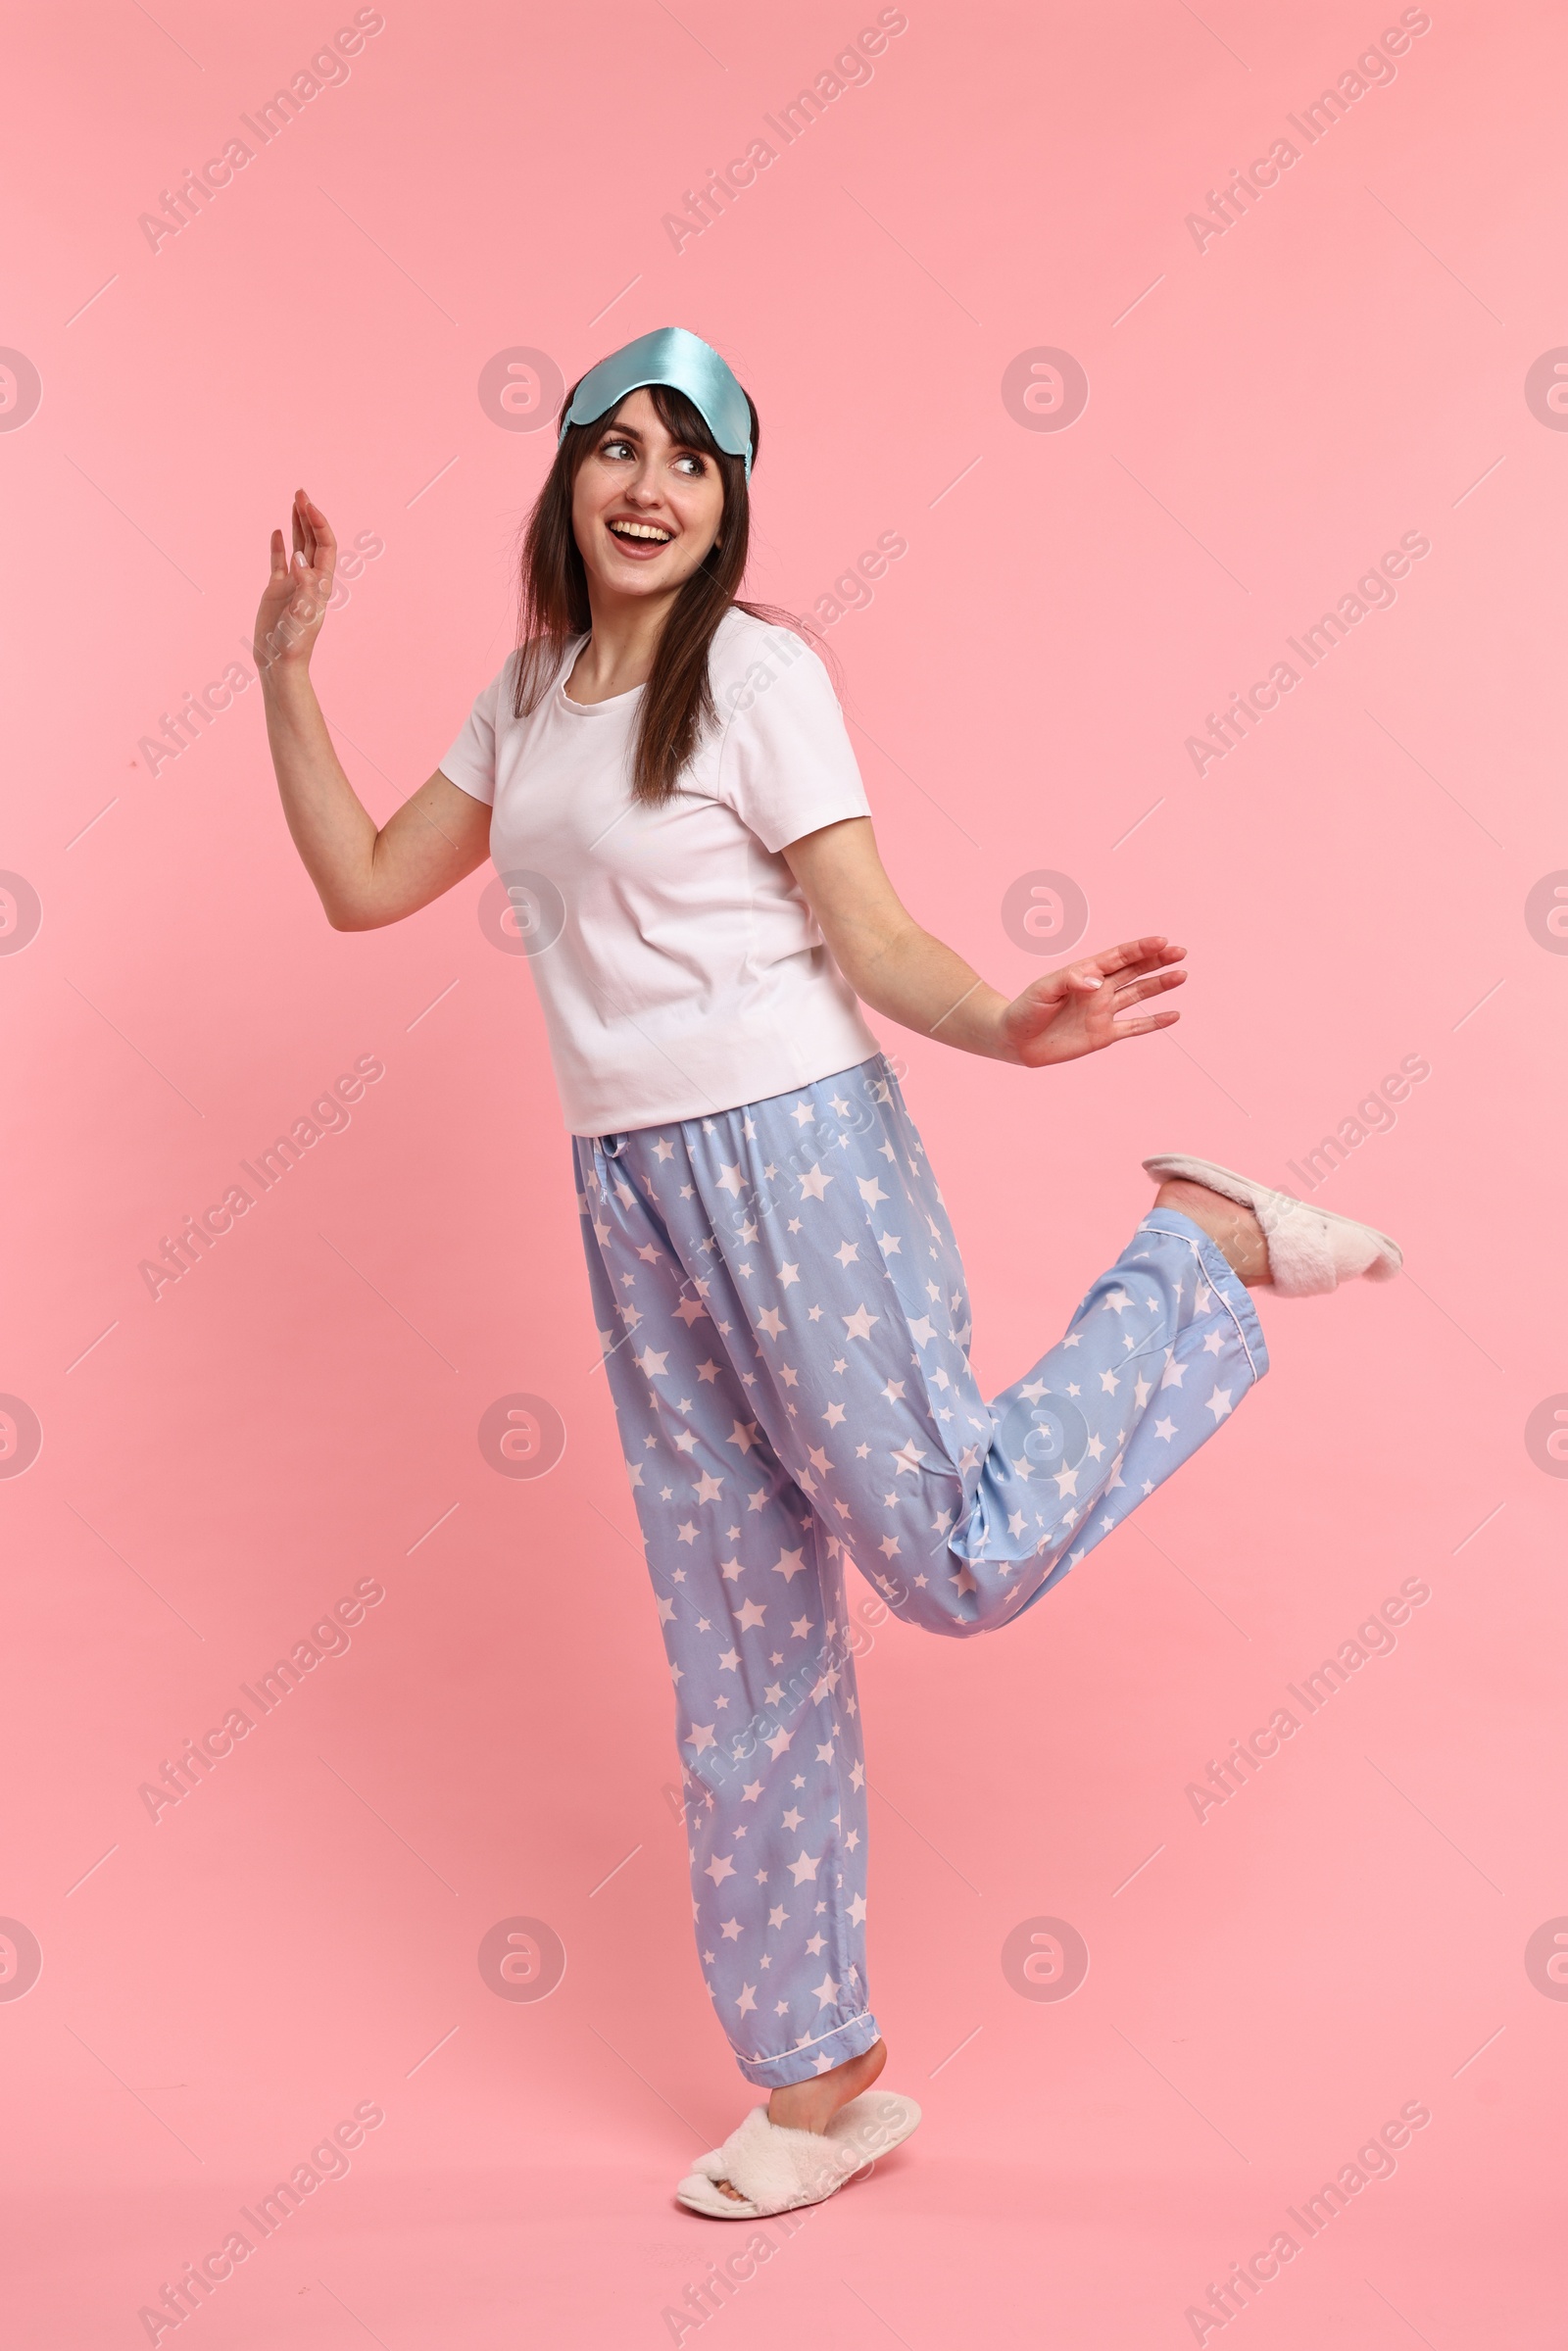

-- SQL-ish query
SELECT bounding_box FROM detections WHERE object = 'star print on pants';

[572,1053,1267,2089]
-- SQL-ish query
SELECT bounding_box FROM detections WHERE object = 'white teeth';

[610,520,672,542]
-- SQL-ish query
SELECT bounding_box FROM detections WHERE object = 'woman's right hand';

[255,486,492,931]
[254,488,338,683]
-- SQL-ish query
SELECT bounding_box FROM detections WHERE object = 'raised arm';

[782,816,1187,1067]
[255,489,492,931]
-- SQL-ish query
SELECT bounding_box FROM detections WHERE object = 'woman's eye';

[601,438,633,459]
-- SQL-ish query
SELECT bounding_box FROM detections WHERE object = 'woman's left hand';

[999,935,1187,1066]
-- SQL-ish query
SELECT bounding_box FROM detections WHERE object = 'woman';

[256,325,1401,2221]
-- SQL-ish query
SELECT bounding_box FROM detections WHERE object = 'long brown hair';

[513,377,807,808]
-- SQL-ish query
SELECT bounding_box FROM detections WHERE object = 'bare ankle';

[767,2037,887,2132]
[1154,1179,1271,1287]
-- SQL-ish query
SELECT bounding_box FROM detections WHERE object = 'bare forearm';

[847,922,1016,1061]
[263,668,379,925]
[254,501,493,929]
[786,819,1176,1074]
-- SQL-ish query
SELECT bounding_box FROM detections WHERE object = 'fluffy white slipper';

[675,2088,922,2220]
[1143,1154,1402,1298]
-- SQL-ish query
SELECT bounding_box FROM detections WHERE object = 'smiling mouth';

[607,519,674,546]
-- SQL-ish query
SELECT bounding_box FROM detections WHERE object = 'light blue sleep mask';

[559,326,753,479]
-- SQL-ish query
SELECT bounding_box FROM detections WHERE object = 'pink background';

[3,2,1565,2342]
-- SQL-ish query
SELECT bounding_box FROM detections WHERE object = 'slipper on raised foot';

[1143,1153,1402,1297]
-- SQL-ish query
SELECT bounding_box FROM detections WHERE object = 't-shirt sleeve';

[438,659,511,807]
[714,635,872,853]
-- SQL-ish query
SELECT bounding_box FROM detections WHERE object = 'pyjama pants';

[573,1053,1268,2089]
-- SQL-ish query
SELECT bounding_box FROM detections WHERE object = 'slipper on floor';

[675,2088,922,2220]
[1143,1153,1402,1298]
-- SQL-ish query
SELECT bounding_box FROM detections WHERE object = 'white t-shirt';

[439,607,880,1136]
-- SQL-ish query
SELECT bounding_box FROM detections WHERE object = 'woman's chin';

[588,561,694,602]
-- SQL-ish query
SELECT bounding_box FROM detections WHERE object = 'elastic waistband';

[584,1054,897,1157]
